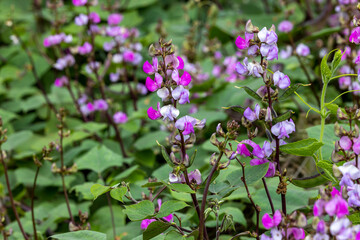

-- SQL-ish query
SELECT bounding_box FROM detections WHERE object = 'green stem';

[319,82,328,161]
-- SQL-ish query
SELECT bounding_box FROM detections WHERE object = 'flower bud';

[210,153,217,166]
[333,163,342,178]
[148,44,157,57]
[210,133,221,147]
[216,123,226,137]
[265,107,272,122]
[225,149,236,160]
[245,19,259,33]
[219,160,231,169]
[297,212,307,228]
[337,108,348,120]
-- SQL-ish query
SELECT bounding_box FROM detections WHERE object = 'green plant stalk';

[31,167,40,240]
[319,82,328,161]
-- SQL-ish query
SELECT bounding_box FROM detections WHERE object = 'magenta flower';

[250,158,275,177]
[262,210,282,229]
[353,137,360,154]
[145,73,163,92]
[108,13,123,25]
[350,27,360,44]
[143,58,158,75]
[188,169,202,185]
[313,199,326,217]
[78,42,92,55]
[325,194,349,218]
[235,32,254,50]
[141,199,173,230]
[89,12,100,23]
[54,76,69,87]
[172,86,190,104]
[236,143,252,157]
[271,119,295,139]
[75,14,88,26]
[243,104,260,122]
[93,99,108,111]
[72,0,87,6]
[273,71,291,89]
[123,50,135,63]
[147,102,161,120]
[171,70,192,86]
[177,56,184,69]
[86,102,95,113]
[175,116,205,135]
[278,20,293,33]
[53,55,75,70]
[296,43,310,57]
[286,228,305,240]
[113,112,128,124]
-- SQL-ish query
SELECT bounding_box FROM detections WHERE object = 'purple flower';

[348,184,360,207]
[236,57,264,78]
[147,102,161,120]
[156,87,170,101]
[235,32,254,50]
[330,218,352,239]
[108,13,123,25]
[143,58,158,75]
[250,158,276,177]
[287,228,305,240]
[145,73,163,92]
[172,86,190,104]
[260,44,278,60]
[339,136,352,150]
[53,54,75,70]
[93,99,108,111]
[72,0,87,6]
[316,220,326,234]
[137,83,148,95]
[188,169,202,184]
[171,70,192,86]
[248,45,259,56]
[177,56,184,69]
[280,46,293,59]
[278,20,293,33]
[110,72,120,82]
[175,116,205,135]
[339,76,351,90]
[350,27,360,44]
[353,137,360,154]
[271,119,295,139]
[89,12,100,23]
[296,43,310,57]
[313,199,326,217]
[75,14,88,26]
[243,104,260,122]
[273,71,291,89]
[212,65,221,77]
[160,105,180,121]
[78,42,92,55]
[103,41,115,52]
[236,143,252,157]
[262,210,282,229]
[54,76,68,87]
[123,50,135,63]
[85,61,100,74]
[258,27,278,45]
[339,164,360,187]
[325,194,349,218]
[113,112,128,124]
[265,107,272,122]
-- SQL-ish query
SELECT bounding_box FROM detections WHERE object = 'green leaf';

[143,221,171,240]
[134,131,168,150]
[110,187,127,203]
[188,149,197,168]
[123,200,155,221]
[165,183,195,193]
[317,160,338,183]
[141,182,164,188]
[50,230,106,240]
[2,130,33,151]
[157,200,188,218]
[76,145,125,173]
[91,184,111,200]
[348,212,360,224]
[219,207,246,226]
[331,49,343,77]
[291,174,328,188]
[237,86,262,101]
[227,163,269,187]
[279,83,305,101]
[321,52,331,84]
[273,110,293,124]
[223,105,245,114]
[279,138,323,156]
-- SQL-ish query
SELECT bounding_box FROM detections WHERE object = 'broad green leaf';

[291,174,328,188]
[219,207,246,226]
[317,160,338,183]
[273,110,293,124]
[143,221,171,240]
[2,130,33,151]
[348,212,360,224]
[279,138,323,156]
[134,131,168,150]
[110,187,127,203]
[157,200,188,218]
[71,182,95,200]
[0,108,18,124]
[165,183,195,193]
[91,184,111,200]
[331,49,343,77]
[321,52,331,84]
[158,142,175,167]
[50,230,106,240]
[141,182,164,188]
[123,200,155,221]
[165,230,185,239]
[223,105,245,114]
[227,163,269,187]
[279,83,305,101]
[76,145,124,173]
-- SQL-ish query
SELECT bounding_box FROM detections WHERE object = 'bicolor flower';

[78,42,92,55]
[145,73,163,92]
[250,158,276,177]
[188,169,202,185]
[175,116,206,135]
[157,87,170,101]
[93,99,108,111]
[350,27,360,44]
[271,119,295,139]
[325,193,349,218]
[143,58,159,75]
[147,102,161,120]
[258,27,278,45]
[54,76,68,87]
[260,44,278,60]
[243,104,260,122]
[262,210,282,229]
[113,112,128,124]
[273,71,291,89]
[171,70,192,86]
[235,32,254,50]
[172,86,190,104]
[160,105,180,121]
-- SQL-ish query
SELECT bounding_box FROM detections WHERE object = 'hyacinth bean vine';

[4,0,360,240]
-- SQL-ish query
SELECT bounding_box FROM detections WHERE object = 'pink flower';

[140,199,173,230]
[78,42,92,55]
[296,43,310,57]
[236,143,252,157]
[172,86,190,104]
[243,104,260,122]
[177,56,184,69]
[145,73,163,92]
[72,0,87,6]
[262,210,282,229]
[250,158,276,177]
[89,12,100,23]
[325,193,349,218]
[75,14,88,26]
[235,32,254,50]
[147,103,161,120]
[108,13,123,25]
[113,112,128,124]
[93,99,108,111]
[143,58,158,75]
[123,50,135,63]
[54,76,69,87]
[175,116,206,135]
[273,71,291,89]
[350,27,360,44]
[339,136,352,150]
[171,70,192,86]
[278,20,293,33]
[313,199,326,216]
[287,228,305,240]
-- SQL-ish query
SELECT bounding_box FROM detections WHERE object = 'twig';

[31,167,40,240]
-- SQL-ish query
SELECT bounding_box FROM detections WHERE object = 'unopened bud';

[333,164,342,177]
[337,108,348,120]
[216,123,226,137]
[210,133,221,147]
[245,19,259,33]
